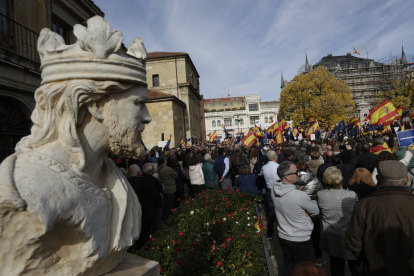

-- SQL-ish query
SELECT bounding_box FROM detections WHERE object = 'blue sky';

[94,0,414,102]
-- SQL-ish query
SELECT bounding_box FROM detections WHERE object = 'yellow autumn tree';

[375,69,414,114]
[278,66,355,126]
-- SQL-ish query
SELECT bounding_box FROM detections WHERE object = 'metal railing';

[0,12,40,64]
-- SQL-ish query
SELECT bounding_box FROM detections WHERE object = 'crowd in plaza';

[111,123,414,276]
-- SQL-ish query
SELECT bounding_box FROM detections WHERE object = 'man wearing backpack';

[214,148,232,189]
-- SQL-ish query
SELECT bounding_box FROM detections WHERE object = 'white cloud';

[94,0,414,101]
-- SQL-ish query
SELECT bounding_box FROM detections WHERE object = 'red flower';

[152,237,155,241]
[216,221,221,227]
[226,214,231,218]
[160,267,162,272]
[179,232,184,237]
[189,197,192,200]
[249,200,251,203]
[205,196,209,199]
[243,208,246,211]
[235,211,238,214]
[211,244,216,251]
[177,240,180,243]
[226,204,230,208]
[177,260,183,267]
[226,238,232,243]
[206,189,209,192]
[192,242,195,246]
[171,208,177,212]
[177,198,181,201]
[176,247,182,252]
[212,183,214,186]
[215,207,218,210]
[210,195,213,198]
[219,218,223,221]
[241,194,243,197]
[198,193,201,195]
[172,240,175,245]
[151,247,155,249]
[222,243,226,249]
[217,261,223,267]
[241,234,245,238]
[244,253,246,256]
[186,201,189,205]
[219,191,222,194]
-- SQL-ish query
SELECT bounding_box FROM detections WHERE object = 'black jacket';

[357,152,378,173]
[335,151,358,189]
[128,177,161,219]
[317,160,332,188]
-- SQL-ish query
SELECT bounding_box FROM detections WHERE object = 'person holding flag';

[306,120,320,138]
[163,134,172,150]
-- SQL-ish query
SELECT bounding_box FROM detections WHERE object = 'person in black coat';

[333,145,358,189]
[143,163,163,227]
[128,164,161,249]
[340,139,356,164]
[348,168,377,200]
[356,144,378,173]
[317,150,334,188]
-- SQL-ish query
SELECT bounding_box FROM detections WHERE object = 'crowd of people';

[110,129,414,275]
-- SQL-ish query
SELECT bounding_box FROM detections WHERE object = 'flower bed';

[132,187,268,275]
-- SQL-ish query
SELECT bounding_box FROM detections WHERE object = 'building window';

[152,74,159,86]
[236,98,239,100]
[212,120,216,127]
[250,116,259,125]
[224,118,232,127]
[210,100,213,102]
[249,104,259,111]
[265,117,268,123]
[52,20,70,44]
[217,120,221,126]
[223,104,227,106]
[231,98,234,100]
[239,118,244,125]
[215,99,219,101]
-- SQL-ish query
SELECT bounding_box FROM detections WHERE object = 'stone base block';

[104,253,160,276]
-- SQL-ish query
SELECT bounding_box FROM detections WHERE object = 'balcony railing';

[0,13,40,68]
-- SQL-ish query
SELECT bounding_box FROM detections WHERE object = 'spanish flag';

[381,124,391,134]
[305,121,320,137]
[254,218,264,232]
[278,118,287,129]
[267,122,278,134]
[401,122,406,131]
[365,100,396,125]
[410,112,414,121]
[351,117,359,124]
[269,116,274,123]
[308,116,315,123]
[353,47,361,56]
[207,132,211,137]
[241,131,256,147]
[328,124,335,131]
[378,106,403,126]
[180,138,186,147]
[274,128,284,144]
[209,130,217,142]
[222,123,225,128]
[253,125,263,139]
[292,128,299,137]
[370,143,392,155]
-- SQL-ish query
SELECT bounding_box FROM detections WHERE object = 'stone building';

[143,89,186,149]
[203,95,280,140]
[283,49,412,121]
[0,0,104,162]
[145,52,203,146]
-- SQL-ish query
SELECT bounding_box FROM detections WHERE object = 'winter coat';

[347,181,377,200]
[356,152,377,173]
[318,189,358,260]
[395,147,414,169]
[345,186,414,275]
[171,166,186,190]
[296,171,324,200]
[237,174,258,196]
[271,181,319,242]
[189,163,205,185]
[157,164,178,194]
[202,161,219,188]
[372,150,412,185]
[308,159,323,176]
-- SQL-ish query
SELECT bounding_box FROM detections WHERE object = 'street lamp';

[235,114,241,141]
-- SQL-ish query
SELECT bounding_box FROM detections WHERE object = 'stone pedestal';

[104,253,160,276]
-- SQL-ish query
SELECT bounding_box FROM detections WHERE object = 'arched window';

[217,120,221,127]
[265,116,268,123]
[239,119,244,125]
[212,120,216,127]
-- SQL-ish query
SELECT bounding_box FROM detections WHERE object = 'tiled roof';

[147,52,188,59]
[147,89,174,99]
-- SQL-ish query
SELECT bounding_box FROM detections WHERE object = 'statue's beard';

[102,105,145,159]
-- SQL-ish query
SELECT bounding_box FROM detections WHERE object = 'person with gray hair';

[129,164,143,177]
[271,161,319,275]
[202,153,219,190]
[261,150,279,240]
[346,160,414,276]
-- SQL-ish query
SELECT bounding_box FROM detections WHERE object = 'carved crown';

[37,16,147,85]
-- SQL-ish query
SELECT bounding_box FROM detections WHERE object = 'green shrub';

[132,188,267,276]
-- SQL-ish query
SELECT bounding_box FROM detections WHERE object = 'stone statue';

[0,16,151,275]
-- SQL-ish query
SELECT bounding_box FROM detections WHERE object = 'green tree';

[278,66,355,126]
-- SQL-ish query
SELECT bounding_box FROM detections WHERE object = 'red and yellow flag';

[254,218,264,232]
[274,128,284,144]
[278,118,287,130]
[308,116,315,123]
[180,138,186,147]
[305,121,320,137]
[221,123,225,128]
[209,130,217,142]
[378,106,402,126]
[292,128,299,137]
[241,131,256,147]
[401,122,406,131]
[353,47,361,56]
[328,124,335,131]
[365,100,396,125]
[370,143,392,155]
[207,132,211,137]
[269,116,274,123]
[267,122,278,134]
[410,112,414,121]
[253,125,263,139]
[381,125,391,134]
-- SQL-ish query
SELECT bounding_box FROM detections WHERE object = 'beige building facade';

[0,0,104,162]
[146,52,203,144]
[203,95,281,140]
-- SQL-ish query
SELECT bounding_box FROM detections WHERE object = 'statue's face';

[101,84,151,158]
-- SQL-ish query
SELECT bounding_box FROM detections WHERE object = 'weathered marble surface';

[0,16,151,275]
[104,253,160,276]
